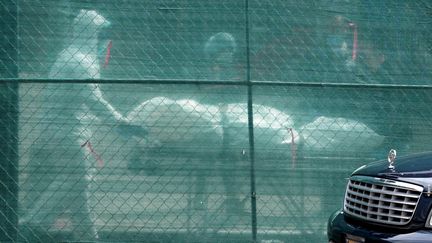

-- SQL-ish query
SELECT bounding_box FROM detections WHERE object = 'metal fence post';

[0,0,19,242]
[245,0,257,241]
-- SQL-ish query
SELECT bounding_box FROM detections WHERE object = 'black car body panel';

[353,151,432,179]
[328,210,432,243]
[327,151,432,243]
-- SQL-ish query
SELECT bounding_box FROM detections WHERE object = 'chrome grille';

[344,176,423,225]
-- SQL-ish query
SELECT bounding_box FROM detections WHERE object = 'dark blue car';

[327,150,432,243]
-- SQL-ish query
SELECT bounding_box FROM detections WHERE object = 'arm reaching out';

[90,84,149,139]
[89,83,128,123]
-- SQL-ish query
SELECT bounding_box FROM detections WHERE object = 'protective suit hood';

[204,32,237,64]
[49,9,111,79]
[71,9,111,52]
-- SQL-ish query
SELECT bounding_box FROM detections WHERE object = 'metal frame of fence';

[1,0,432,242]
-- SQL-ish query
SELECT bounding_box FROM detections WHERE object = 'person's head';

[71,9,113,67]
[72,9,111,39]
[326,15,356,62]
[321,0,360,68]
[204,32,237,67]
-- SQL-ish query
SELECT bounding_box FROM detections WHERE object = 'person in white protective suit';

[203,32,244,213]
[21,9,129,242]
[204,32,239,81]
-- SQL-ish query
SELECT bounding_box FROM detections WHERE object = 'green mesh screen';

[1,0,432,242]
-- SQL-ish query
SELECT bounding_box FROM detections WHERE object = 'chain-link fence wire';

[253,84,432,241]
[15,0,432,83]
[1,0,432,242]
[14,82,432,243]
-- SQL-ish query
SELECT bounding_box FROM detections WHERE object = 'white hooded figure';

[22,9,126,241]
[204,32,239,81]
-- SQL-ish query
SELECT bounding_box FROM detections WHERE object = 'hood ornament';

[387,149,397,170]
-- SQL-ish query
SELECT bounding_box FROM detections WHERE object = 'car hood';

[352,151,432,189]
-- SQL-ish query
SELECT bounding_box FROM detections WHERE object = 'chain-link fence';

[1,0,432,242]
